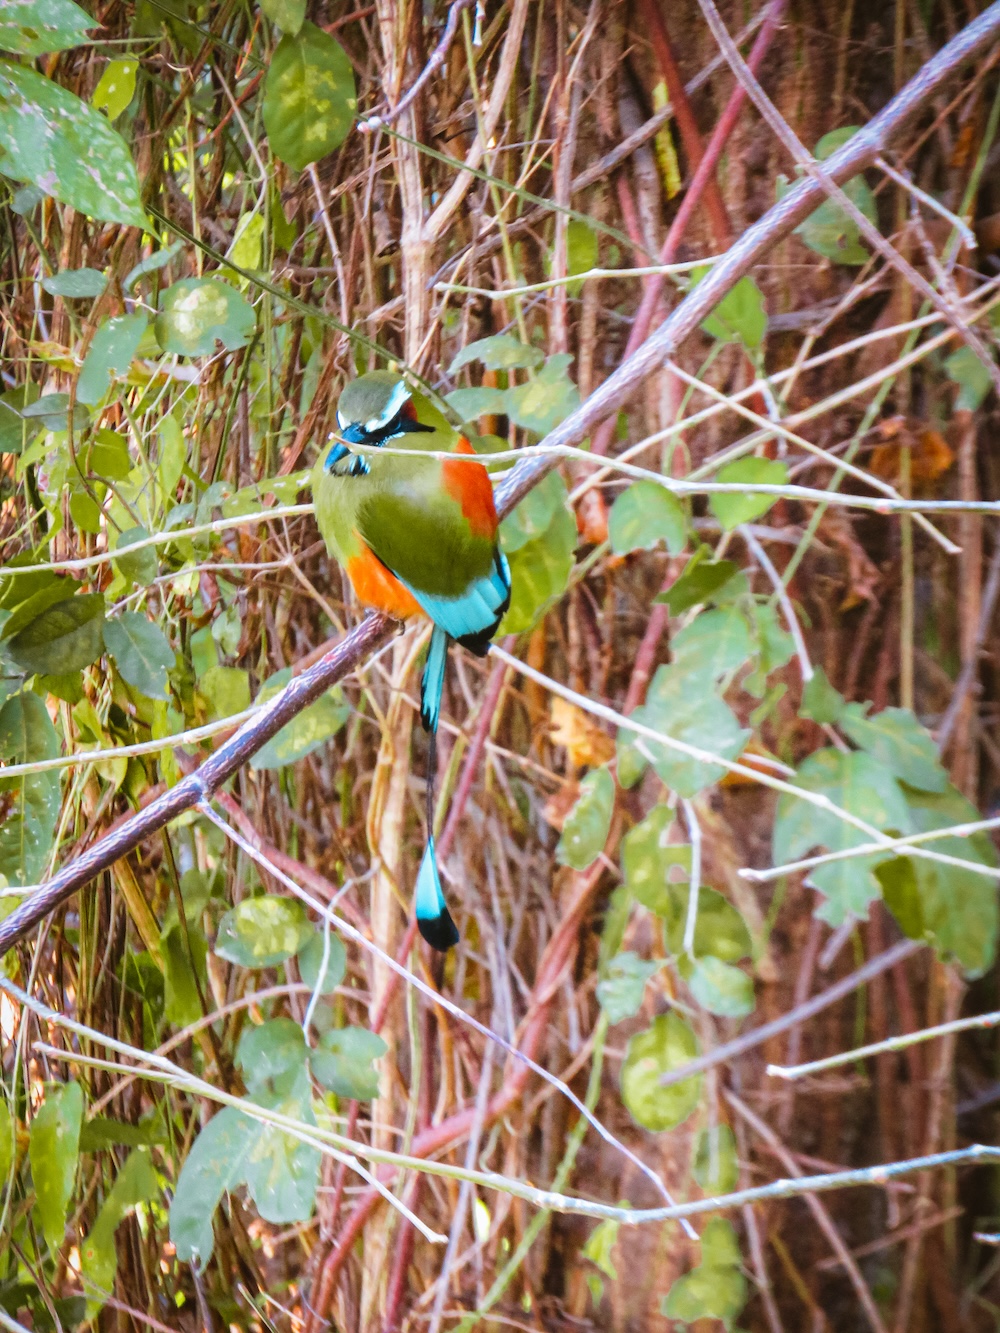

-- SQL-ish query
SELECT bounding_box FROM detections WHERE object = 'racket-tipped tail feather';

[415,836,459,951]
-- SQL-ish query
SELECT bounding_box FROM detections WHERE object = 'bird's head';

[326,371,431,472]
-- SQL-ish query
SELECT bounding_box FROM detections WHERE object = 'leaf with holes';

[0,691,61,891]
[5,592,105,676]
[0,0,92,56]
[621,1013,701,1131]
[155,278,255,357]
[608,481,687,556]
[0,59,145,226]
[104,613,174,701]
[215,896,314,969]
[263,23,357,171]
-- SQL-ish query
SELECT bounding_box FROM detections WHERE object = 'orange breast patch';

[442,437,498,540]
[346,541,424,619]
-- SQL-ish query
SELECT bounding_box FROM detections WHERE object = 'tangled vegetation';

[2,0,1000,1329]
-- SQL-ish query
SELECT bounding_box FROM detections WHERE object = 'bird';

[312,370,511,950]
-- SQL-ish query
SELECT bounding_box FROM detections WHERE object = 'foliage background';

[1,0,1000,1329]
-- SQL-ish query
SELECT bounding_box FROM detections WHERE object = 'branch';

[1,3,998,958]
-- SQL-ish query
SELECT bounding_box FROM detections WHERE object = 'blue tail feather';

[400,549,511,653]
[420,625,449,733]
[415,837,458,951]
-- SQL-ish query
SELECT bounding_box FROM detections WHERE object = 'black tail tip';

[417,907,460,952]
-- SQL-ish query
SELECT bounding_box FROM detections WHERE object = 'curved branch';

[1,2,998,959]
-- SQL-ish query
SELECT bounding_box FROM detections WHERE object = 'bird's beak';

[325,441,350,471]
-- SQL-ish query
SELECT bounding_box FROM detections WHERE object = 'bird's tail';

[415,727,459,951]
[420,624,449,733]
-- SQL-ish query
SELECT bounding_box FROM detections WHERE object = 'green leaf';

[617,664,750,798]
[671,607,753,681]
[262,22,357,172]
[663,886,752,964]
[42,267,106,298]
[297,929,347,996]
[582,1217,619,1280]
[197,665,250,720]
[621,807,686,916]
[505,354,580,435]
[840,704,947,793]
[558,218,599,296]
[155,278,255,356]
[663,1262,747,1327]
[688,956,754,1018]
[709,456,788,530]
[86,428,132,482]
[693,267,767,348]
[123,239,184,293]
[800,664,845,723]
[557,767,614,870]
[79,1148,157,1315]
[5,591,105,676]
[445,386,509,422]
[773,748,911,923]
[37,670,83,704]
[597,952,660,1023]
[215,896,314,969]
[0,384,41,453]
[0,691,61,888]
[692,1124,739,1194]
[500,501,576,634]
[500,470,567,553]
[237,1018,307,1090]
[77,312,148,405]
[0,59,146,227]
[250,668,350,769]
[243,1065,321,1224]
[92,57,138,120]
[749,599,796,677]
[169,1106,253,1265]
[259,0,306,34]
[79,1114,165,1152]
[620,1013,701,1131]
[655,550,741,615]
[21,391,89,432]
[449,334,544,374]
[945,345,993,412]
[0,575,79,638]
[0,1099,13,1183]
[0,0,92,56]
[780,126,879,266]
[104,612,174,700]
[876,784,999,977]
[310,1026,387,1099]
[161,922,207,1028]
[608,480,687,555]
[29,1081,83,1250]
[113,526,157,587]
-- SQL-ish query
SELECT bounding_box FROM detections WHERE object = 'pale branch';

[0,5,998,963]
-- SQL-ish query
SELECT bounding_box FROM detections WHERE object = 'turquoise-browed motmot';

[312,371,511,950]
